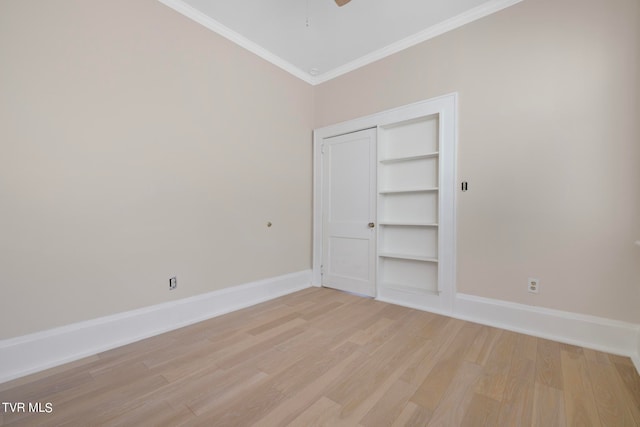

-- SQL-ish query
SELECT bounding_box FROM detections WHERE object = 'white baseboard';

[0,270,312,384]
[454,293,640,364]
[381,291,639,374]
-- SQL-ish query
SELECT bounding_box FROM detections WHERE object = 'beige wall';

[315,0,640,323]
[1,0,638,340]
[0,0,313,339]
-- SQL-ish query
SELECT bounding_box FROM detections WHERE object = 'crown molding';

[157,0,524,86]
[156,0,316,85]
[313,0,524,83]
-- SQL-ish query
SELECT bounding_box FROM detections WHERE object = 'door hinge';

[320,264,324,275]
[321,144,325,154]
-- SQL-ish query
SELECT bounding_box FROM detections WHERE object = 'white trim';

[155,0,315,84]
[155,0,523,85]
[0,270,312,384]
[313,0,524,84]
[454,293,640,364]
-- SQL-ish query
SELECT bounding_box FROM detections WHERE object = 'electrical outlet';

[528,278,539,294]
[169,276,177,290]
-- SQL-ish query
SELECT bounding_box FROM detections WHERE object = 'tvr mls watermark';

[2,402,53,414]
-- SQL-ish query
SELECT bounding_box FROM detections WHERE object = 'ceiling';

[157,0,522,84]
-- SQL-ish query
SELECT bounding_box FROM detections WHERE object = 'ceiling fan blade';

[335,0,351,6]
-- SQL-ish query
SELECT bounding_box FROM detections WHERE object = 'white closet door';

[321,128,376,297]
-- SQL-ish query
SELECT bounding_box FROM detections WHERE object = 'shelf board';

[378,252,438,262]
[379,187,438,194]
[379,221,439,227]
[379,152,439,164]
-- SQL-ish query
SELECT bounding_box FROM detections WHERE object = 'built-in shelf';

[377,115,441,298]
[378,222,439,227]
[378,252,438,263]
[379,187,438,194]
[379,152,439,164]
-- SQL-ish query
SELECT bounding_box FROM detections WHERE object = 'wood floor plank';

[286,396,353,427]
[356,308,415,355]
[535,338,564,389]
[215,325,306,370]
[329,335,430,423]
[586,359,637,426]
[314,298,407,355]
[418,313,452,335]
[327,331,420,406]
[532,383,566,427]
[200,319,305,371]
[608,354,635,367]
[185,370,269,416]
[496,334,536,426]
[426,361,483,426]
[410,322,481,411]
[460,393,501,427]
[307,296,375,332]
[560,342,584,355]
[584,348,613,365]
[101,400,194,427]
[393,309,438,339]
[474,330,518,402]
[154,340,223,383]
[464,325,503,366]
[1,288,637,426]
[391,402,434,427]
[561,350,602,426]
[347,316,395,346]
[612,361,640,424]
[359,379,416,427]
[141,338,214,370]
[252,347,366,427]
[246,312,302,336]
[270,341,362,398]
[256,330,332,375]
[188,381,287,426]
[183,383,287,427]
[399,317,465,387]
[299,301,344,321]
[149,366,229,408]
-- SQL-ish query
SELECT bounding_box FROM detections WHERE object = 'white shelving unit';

[377,115,441,295]
[313,93,457,313]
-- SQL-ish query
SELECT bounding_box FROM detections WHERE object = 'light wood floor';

[1,288,639,426]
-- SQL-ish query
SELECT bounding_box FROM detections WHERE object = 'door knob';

[368,222,375,228]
